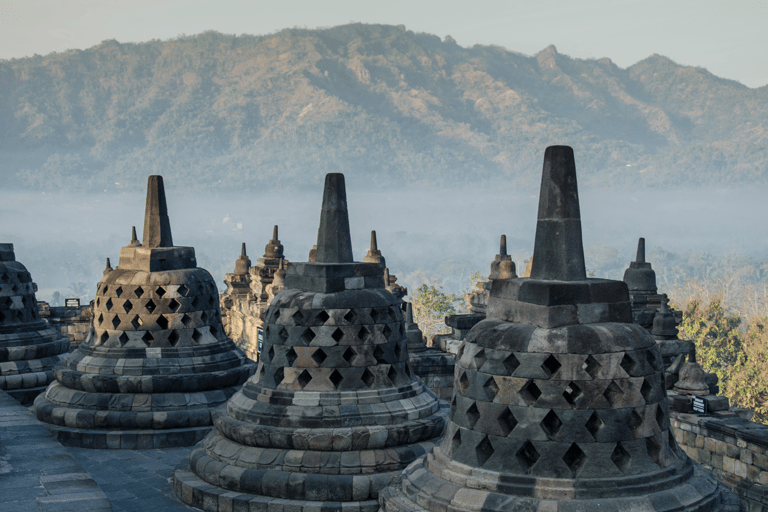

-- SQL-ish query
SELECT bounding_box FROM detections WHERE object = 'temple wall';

[37,302,92,346]
[219,296,262,361]
[671,410,768,511]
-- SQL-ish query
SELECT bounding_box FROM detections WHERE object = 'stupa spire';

[240,242,247,259]
[499,234,507,257]
[272,225,278,241]
[142,175,173,248]
[315,173,353,263]
[529,145,586,281]
[636,237,646,263]
[370,230,378,251]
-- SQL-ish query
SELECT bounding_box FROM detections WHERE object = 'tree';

[408,283,460,345]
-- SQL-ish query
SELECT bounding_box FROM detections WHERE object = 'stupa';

[224,243,252,300]
[624,237,667,330]
[250,225,286,304]
[0,244,70,404]
[174,173,448,512]
[34,176,256,448]
[467,234,516,315]
[379,146,741,511]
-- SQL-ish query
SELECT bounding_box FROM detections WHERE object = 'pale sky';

[1,0,766,87]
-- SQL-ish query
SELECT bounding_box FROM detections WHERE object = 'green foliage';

[408,283,461,344]
[2,24,767,192]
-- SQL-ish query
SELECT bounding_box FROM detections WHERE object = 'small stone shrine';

[624,237,667,329]
[467,235,516,315]
[379,146,741,512]
[250,225,286,304]
[174,173,448,512]
[223,243,252,300]
[0,243,70,404]
[364,230,407,300]
[34,175,255,448]
[404,302,455,400]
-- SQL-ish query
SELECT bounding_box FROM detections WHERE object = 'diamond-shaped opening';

[612,442,632,474]
[11,284,18,293]
[130,315,142,329]
[389,306,400,323]
[192,296,200,308]
[520,380,542,405]
[156,286,166,298]
[135,286,144,298]
[498,408,518,436]
[646,349,660,371]
[563,382,582,406]
[450,395,458,417]
[641,378,653,403]
[142,331,154,344]
[156,315,169,329]
[257,364,266,382]
[393,342,402,361]
[111,315,121,329]
[516,441,540,474]
[458,371,470,395]
[0,296,11,308]
[315,310,330,325]
[585,411,605,441]
[103,285,109,294]
[370,308,383,323]
[118,332,129,345]
[145,299,156,314]
[0,310,6,323]
[301,328,316,344]
[474,348,487,370]
[192,329,203,343]
[357,325,370,342]
[98,313,104,324]
[115,286,123,297]
[331,328,344,342]
[503,353,520,374]
[382,324,392,340]
[387,365,398,386]
[311,348,327,366]
[0,273,8,282]
[329,369,343,389]
[373,345,386,364]
[457,344,465,359]
[582,354,602,379]
[274,367,285,386]
[344,310,357,324]
[563,443,587,476]
[100,331,109,344]
[268,345,275,362]
[122,299,133,313]
[483,376,499,401]
[286,347,298,366]
[540,410,563,438]
[646,435,663,466]
[291,310,303,324]
[361,368,375,388]
[451,429,462,454]
[297,369,311,389]
[476,435,495,466]
[181,313,192,327]
[105,298,114,311]
[278,327,289,342]
[177,284,188,297]
[342,347,355,364]
[655,403,666,430]
[201,311,209,324]
[541,354,561,377]
[628,409,644,436]
[168,330,180,346]
[466,402,481,429]
[620,352,636,376]
[169,298,180,312]
[404,363,412,378]
[212,324,220,337]
[272,309,281,322]
[21,295,27,308]
[96,297,100,308]
[603,381,624,407]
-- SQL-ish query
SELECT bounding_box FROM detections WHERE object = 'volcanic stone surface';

[174,173,448,512]
[33,175,255,448]
[0,243,70,404]
[379,146,742,512]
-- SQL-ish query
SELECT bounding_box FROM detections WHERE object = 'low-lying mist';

[2,183,767,305]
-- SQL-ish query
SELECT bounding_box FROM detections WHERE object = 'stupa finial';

[129,226,140,246]
[105,258,112,270]
[315,173,353,263]
[272,225,278,241]
[370,230,378,251]
[529,146,586,281]
[636,237,646,264]
[142,175,173,248]
[406,302,414,323]
[499,234,507,257]
[240,242,247,259]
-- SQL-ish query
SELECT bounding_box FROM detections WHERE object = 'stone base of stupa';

[409,349,455,400]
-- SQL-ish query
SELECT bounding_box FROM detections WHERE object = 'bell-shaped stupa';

[0,244,70,404]
[174,173,448,512]
[34,176,255,448]
[379,146,741,511]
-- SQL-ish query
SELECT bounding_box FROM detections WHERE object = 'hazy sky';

[1,0,765,87]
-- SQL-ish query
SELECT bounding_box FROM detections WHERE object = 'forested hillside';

[1,23,766,191]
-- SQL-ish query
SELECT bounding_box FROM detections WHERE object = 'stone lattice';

[174,173,448,512]
[0,243,70,404]
[379,146,741,511]
[34,175,255,448]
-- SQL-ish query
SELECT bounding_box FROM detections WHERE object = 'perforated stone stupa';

[34,175,255,448]
[174,173,448,512]
[379,146,741,512]
[0,243,70,404]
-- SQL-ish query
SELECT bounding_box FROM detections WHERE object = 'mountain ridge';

[0,23,765,191]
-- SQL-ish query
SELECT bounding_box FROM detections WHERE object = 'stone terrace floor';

[0,390,197,512]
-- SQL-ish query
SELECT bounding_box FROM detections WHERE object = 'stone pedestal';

[34,176,255,448]
[0,243,70,404]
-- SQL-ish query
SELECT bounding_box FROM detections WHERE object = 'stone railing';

[671,407,768,511]
[37,301,92,346]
